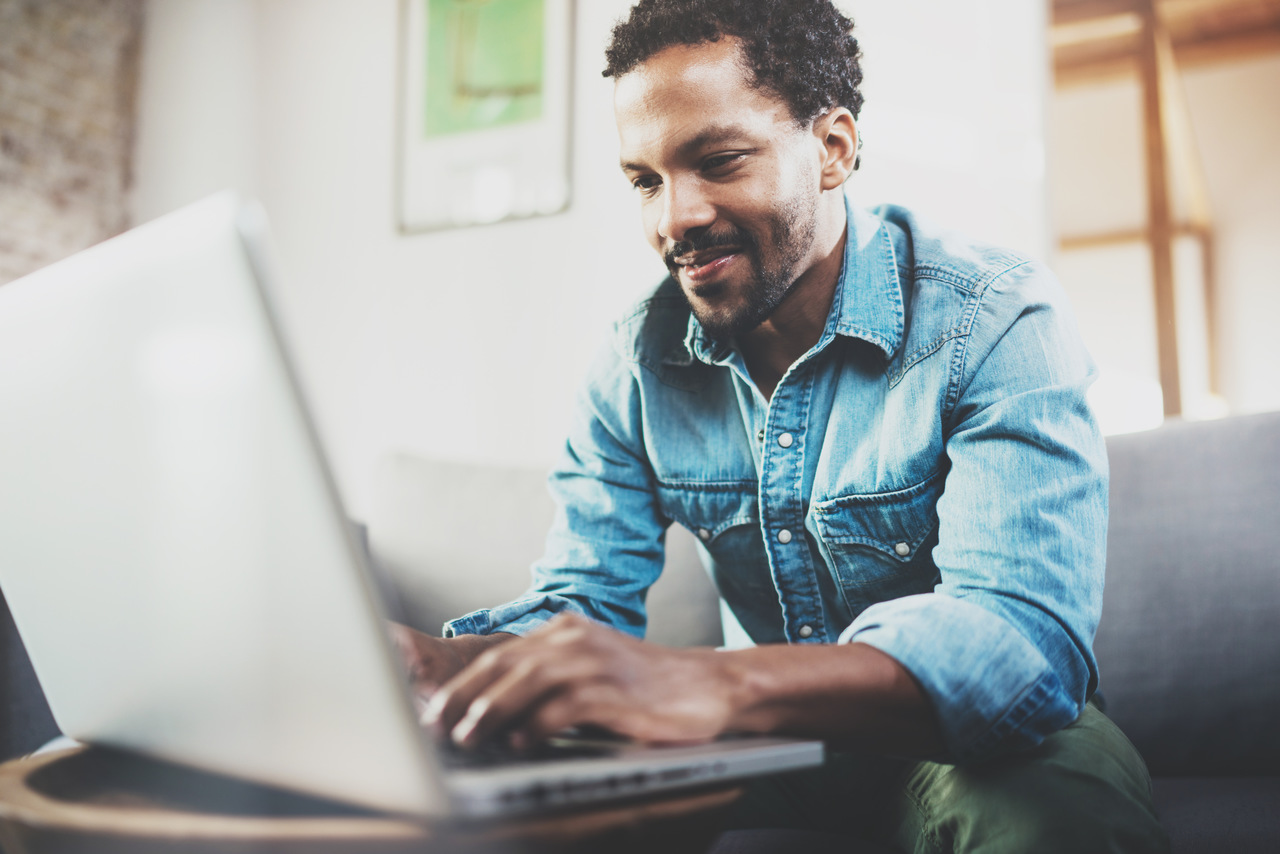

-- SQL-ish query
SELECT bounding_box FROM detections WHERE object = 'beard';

[663,190,818,342]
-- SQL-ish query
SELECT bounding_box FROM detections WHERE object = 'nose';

[656,177,716,244]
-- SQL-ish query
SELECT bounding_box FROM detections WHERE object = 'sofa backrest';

[13,418,1275,766]
[365,453,724,647]
[1096,411,1280,776]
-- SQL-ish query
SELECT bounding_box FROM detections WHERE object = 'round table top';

[0,746,741,853]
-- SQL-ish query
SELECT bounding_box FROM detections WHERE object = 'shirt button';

[777,529,793,545]
[895,542,911,556]
[798,625,814,639]
[778,432,794,448]
[756,429,765,443]
[698,528,712,542]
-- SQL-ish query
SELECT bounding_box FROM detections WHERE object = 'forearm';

[718,642,944,756]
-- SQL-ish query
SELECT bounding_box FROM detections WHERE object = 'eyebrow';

[619,122,756,172]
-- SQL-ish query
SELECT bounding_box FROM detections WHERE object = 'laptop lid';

[0,194,826,820]
[0,194,450,815]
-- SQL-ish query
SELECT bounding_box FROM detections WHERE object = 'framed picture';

[396,0,575,232]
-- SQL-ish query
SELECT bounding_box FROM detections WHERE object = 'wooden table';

[0,746,741,854]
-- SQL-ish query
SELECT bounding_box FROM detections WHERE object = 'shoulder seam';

[942,259,1034,422]
[915,254,1030,296]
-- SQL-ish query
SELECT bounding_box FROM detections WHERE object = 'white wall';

[133,0,1050,516]
[849,0,1051,260]
[1182,56,1280,416]
[1049,55,1280,432]
[133,0,259,218]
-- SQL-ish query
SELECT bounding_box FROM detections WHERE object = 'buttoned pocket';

[657,482,758,545]
[812,471,943,616]
[656,482,776,604]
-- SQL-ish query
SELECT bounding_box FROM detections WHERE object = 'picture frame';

[395,0,575,233]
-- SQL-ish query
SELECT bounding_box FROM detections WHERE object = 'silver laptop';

[0,194,823,819]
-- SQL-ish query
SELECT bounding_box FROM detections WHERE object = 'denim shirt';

[445,200,1108,763]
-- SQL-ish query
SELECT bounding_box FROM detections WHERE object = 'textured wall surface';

[0,0,143,286]
[0,0,143,757]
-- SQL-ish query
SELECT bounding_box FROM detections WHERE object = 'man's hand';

[388,622,515,697]
[418,613,946,756]
[421,613,741,749]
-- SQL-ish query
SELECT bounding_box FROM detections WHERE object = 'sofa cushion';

[709,829,893,854]
[1151,776,1280,854]
[1096,412,1280,775]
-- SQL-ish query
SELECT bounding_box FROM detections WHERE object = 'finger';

[413,688,445,733]
[427,622,598,733]
[420,643,510,731]
[509,684,624,748]
[451,653,603,747]
[427,616,614,737]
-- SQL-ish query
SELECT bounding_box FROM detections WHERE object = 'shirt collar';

[829,198,904,359]
[676,196,905,366]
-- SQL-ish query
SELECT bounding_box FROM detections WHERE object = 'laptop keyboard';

[437,733,622,770]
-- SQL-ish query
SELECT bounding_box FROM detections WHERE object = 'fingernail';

[452,723,472,746]
[421,693,446,725]
[451,701,488,746]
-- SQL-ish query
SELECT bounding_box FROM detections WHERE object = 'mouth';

[674,247,741,284]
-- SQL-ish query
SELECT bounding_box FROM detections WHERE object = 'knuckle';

[561,626,588,645]
[552,612,589,632]
[534,695,582,735]
[510,656,543,683]
[475,647,506,671]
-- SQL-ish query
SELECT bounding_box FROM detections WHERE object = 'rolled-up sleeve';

[444,331,667,640]
[840,261,1108,763]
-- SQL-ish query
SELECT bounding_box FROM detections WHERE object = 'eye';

[702,152,747,174]
[630,174,662,196]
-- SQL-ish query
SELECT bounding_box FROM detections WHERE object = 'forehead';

[613,38,795,162]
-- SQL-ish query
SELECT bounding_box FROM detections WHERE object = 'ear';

[813,107,858,191]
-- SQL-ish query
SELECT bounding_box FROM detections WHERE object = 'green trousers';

[726,704,1170,853]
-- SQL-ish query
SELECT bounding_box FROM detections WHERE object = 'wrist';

[447,631,515,673]
[711,649,780,734]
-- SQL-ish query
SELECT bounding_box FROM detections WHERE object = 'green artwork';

[423,0,545,138]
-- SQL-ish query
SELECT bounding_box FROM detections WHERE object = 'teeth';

[683,251,735,268]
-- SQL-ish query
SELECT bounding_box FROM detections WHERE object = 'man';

[396,1,1168,849]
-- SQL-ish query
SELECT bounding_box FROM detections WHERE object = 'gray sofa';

[1092,411,1280,852]
[2,413,1277,851]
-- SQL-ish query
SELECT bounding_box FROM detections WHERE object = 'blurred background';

[1,0,1277,518]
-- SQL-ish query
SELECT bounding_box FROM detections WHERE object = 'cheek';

[641,204,663,252]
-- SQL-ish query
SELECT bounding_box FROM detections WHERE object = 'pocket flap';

[657,482,758,542]
[813,472,942,561]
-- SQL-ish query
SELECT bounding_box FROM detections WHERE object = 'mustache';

[663,226,757,269]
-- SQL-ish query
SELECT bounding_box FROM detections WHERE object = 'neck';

[739,197,848,400]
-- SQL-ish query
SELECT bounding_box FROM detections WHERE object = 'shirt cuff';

[441,593,589,638]
[838,593,1080,762]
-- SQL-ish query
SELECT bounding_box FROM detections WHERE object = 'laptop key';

[438,735,617,769]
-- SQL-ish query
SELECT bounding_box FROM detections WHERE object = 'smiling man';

[395,1,1168,850]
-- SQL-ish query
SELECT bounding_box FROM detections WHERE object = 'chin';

[678,277,761,340]
[691,305,753,342]
[680,272,728,298]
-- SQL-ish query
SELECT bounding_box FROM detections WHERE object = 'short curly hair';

[602,0,865,126]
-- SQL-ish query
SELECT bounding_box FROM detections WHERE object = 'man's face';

[614,38,825,341]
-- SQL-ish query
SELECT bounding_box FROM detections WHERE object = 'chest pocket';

[812,471,943,617]
[656,483,776,605]
[657,483,756,541]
